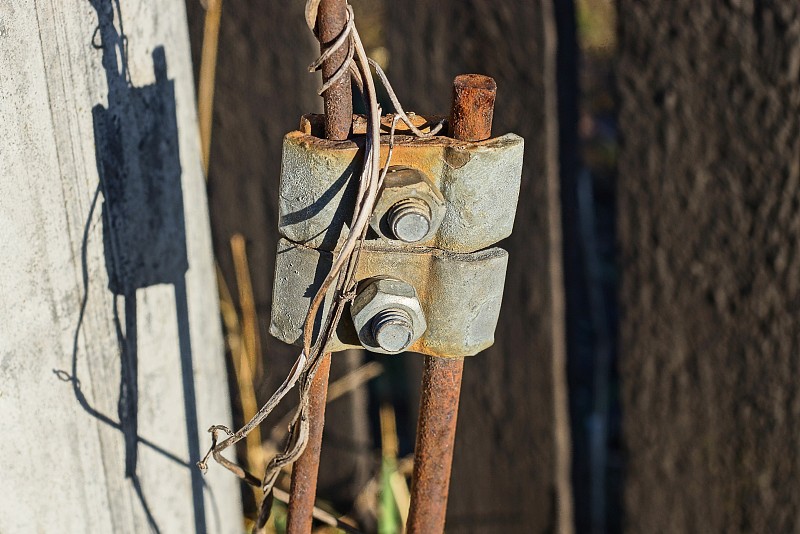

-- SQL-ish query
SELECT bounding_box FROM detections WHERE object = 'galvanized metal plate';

[277,120,524,254]
[270,238,509,358]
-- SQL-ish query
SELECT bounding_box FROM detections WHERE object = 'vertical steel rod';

[316,0,352,141]
[286,353,332,534]
[448,74,497,142]
[407,73,497,534]
[406,356,465,534]
[286,1,352,532]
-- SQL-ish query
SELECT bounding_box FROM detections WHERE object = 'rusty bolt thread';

[371,308,414,353]
[317,0,352,141]
[449,74,497,142]
[388,198,432,243]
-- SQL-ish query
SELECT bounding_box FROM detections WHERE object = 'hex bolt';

[351,277,428,354]
[369,166,446,243]
[371,308,415,352]
[388,198,432,243]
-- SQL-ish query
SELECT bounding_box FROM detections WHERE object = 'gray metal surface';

[270,239,509,358]
[277,129,524,253]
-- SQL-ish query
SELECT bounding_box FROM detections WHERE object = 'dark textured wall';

[386,3,572,533]
[618,2,800,532]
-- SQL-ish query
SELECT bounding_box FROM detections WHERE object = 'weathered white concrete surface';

[0,1,241,532]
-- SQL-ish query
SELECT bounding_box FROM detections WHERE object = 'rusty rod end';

[449,74,497,142]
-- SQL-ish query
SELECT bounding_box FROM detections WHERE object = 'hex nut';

[350,278,428,354]
[369,167,446,243]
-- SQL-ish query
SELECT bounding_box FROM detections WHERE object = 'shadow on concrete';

[53,1,212,532]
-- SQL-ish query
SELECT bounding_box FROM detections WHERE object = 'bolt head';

[350,278,427,354]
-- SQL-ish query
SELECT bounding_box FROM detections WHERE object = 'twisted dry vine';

[198,2,443,529]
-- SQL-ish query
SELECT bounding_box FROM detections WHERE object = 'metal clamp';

[277,116,524,253]
[270,114,523,357]
[270,239,509,358]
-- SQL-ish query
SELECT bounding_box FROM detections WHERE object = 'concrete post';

[0,0,241,531]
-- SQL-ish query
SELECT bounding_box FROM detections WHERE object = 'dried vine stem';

[198,2,442,528]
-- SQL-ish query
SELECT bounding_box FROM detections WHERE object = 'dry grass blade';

[198,0,223,175]
[269,361,383,445]
[379,403,408,533]
[196,0,270,524]
[273,488,361,533]
[389,471,410,530]
[215,264,264,502]
[326,360,382,402]
[231,234,262,376]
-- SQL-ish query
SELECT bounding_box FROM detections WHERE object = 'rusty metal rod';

[286,353,332,534]
[407,356,465,534]
[449,74,497,142]
[317,0,353,141]
[286,1,352,531]
[407,73,497,534]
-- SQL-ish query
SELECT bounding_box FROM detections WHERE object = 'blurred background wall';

[181,0,800,533]
[384,3,575,532]
[617,2,800,532]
